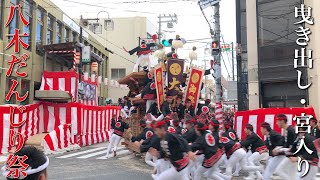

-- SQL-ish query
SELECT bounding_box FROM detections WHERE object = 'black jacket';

[182,126,197,143]
[128,43,156,55]
[160,133,191,171]
[191,131,223,168]
[283,125,296,149]
[310,126,320,139]
[174,126,183,135]
[240,132,267,153]
[111,118,116,129]
[222,128,239,142]
[174,103,185,120]
[140,134,161,153]
[131,128,154,142]
[264,130,285,156]
[184,106,195,117]
[290,134,318,166]
[113,121,129,137]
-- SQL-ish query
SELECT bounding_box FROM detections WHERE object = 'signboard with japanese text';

[154,66,165,112]
[82,46,91,63]
[183,67,204,110]
[167,59,184,96]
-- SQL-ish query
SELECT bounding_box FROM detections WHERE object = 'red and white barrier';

[0,103,121,155]
[234,107,316,140]
[41,124,79,154]
[40,71,79,101]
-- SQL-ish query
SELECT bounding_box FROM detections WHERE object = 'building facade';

[83,17,158,100]
[0,0,109,105]
[236,0,307,110]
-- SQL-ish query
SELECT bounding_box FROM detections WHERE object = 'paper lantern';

[91,62,98,72]
[104,78,108,85]
[75,52,80,64]
[91,74,96,82]
[189,49,197,61]
[84,72,89,81]
[98,76,102,84]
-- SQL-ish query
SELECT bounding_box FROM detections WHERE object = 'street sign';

[199,0,220,10]
[82,46,91,63]
[211,40,220,56]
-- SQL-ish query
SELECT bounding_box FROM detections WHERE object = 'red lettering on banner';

[9,129,24,153]
[6,79,29,102]
[6,29,29,53]
[5,4,29,27]
[5,154,29,178]
[9,106,27,127]
[6,54,29,77]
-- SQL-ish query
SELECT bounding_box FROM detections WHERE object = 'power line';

[63,0,157,14]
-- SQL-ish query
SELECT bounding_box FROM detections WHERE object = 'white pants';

[155,159,171,177]
[151,114,164,122]
[133,54,150,72]
[275,157,297,180]
[263,155,285,180]
[247,152,269,178]
[106,134,122,157]
[155,163,190,180]
[226,148,262,176]
[195,155,231,180]
[296,163,318,180]
[145,152,157,167]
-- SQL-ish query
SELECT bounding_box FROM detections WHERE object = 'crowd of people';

[106,110,320,180]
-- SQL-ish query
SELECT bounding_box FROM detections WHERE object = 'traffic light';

[211,40,220,56]
[161,39,173,47]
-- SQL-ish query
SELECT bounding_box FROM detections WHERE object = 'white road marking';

[77,147,126,159]
[56,147,106,159]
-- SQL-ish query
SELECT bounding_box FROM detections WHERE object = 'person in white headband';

[2,146,49,180]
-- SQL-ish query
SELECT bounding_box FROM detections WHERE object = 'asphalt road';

[46,143,153,180]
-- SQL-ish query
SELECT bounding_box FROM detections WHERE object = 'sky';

[51,0,236,79]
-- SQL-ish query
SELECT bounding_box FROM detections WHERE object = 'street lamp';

[97,11,114,31]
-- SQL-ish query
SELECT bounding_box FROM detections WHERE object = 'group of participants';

[106,113,320,180]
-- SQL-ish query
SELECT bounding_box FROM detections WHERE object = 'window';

[47,15,53,44]
[0,0,4,38]
[8,0,19,40]
[22,0,32,49]
[36,7,44,45]
[111,69,126,80]
[56,22,62,43]
[72,32,77,42]
[5,77,17,104]
[20,79,30,105]
[64,28,70,42]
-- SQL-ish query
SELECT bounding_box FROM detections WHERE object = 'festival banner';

[154,66,165,112]
[184,67,204,111]
[167,59,184,96]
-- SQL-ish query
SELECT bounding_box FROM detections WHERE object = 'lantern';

[91,62,98,72]
[104,78,108,85]
[75,52,80,64]
[91,74,96,82]
[84,72,89,81]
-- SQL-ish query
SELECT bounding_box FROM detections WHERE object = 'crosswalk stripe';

[77,147,126,159]
[96,149,131,159]
[56,147,106,159]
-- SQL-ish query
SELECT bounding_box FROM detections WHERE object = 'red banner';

[184,67,204,111]
[234,107,316,140]
[154,66,165,112]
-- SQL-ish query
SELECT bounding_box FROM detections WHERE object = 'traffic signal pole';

[212,3,222,108]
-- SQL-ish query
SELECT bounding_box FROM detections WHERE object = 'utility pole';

[79,15,83,82]
[157,14,178,42]
[212,3,222,107]
[231,42,235,81]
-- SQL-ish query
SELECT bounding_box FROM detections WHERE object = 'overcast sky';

[52,0,236,79]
